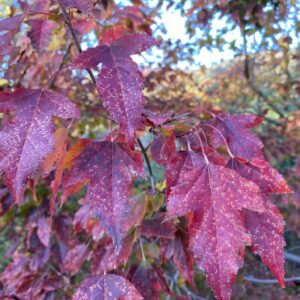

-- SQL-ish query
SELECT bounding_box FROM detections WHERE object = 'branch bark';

[58,0,96,84]
[241,29,284,118]
[244,275,300,284]
[137,138,156,194]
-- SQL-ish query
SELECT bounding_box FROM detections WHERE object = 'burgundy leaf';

[160,220,194,284]
[151,133,176,166]
[167,163,265,300]
[0,33,14,55]
[62,244,88,275]
[27,19,57,52]
[73,274,142,300]
[229,157,292,194]
[0,88,79,204]
[129,262,170,299]
[212,113,264,160]
[72,33,156,139]
[0,14,23,32]
[91,233,135,274]
[246,200,285,287]
[62,140,144,250]
[37,217,51,247]
[165,150,204,196]
[29,0,51,13]
[140,212,176,239]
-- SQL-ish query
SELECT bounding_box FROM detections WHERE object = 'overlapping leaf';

[0,88,79,204]
[211,113,264,159]
[73,274,142,300]
[245,199,286,287]
[62,140,144,250]
[167,156,267,300]
[27,19,57,52]
[72,33,156,139]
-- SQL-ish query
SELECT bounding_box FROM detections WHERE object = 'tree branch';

[137,137,155,194]
[244,275,300,284]
[284,251,300,264]
[241,29,284,118]
[48,43,72,89]
[58,0,96,84]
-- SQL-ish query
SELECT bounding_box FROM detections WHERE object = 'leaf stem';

[137,138,155,194]
[58,0,96,84]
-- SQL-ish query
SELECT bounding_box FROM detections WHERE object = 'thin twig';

[48,44,72,89]
[58,0,96,84]
[241,28,284,118]
[139,238,146,261]
[284,251,300,264]
[244,275,300,284]
[137,137,155,194]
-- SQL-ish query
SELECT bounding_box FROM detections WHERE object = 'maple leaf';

[28,0,51,13]
[0,88,79,204]
[167,163,266,300]
[140,212,176,239]
[91,233,136,274]
[37,217,51,247]
[160,220,194,284]
[43,127,68,216]
[62,140,144,250]
[165,150,204,196]
[62,244,89,275]
[72,33,156,139]
[73,274,142,300]
[129,261,171,299]
[0,14,24,32]
[150,133,176,166]
[229,157,292,194]
[211,113,264,160]
[27,19,57,52]
[245,199,286,287]
[0,33,15,56]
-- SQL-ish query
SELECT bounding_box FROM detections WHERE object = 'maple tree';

[0,1,299,300]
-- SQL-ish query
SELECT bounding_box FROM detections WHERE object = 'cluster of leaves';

[0,0,297,299]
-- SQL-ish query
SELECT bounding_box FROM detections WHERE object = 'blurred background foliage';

[0,0,300,299]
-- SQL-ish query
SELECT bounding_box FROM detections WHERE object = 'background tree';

[0,0,299,299]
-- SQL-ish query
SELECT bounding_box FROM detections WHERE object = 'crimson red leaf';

[29,0,50,13]
[151,133,176,166]
[212,114,264,160]
[167,163,265,300]
[62,244,88,275]
[229,157,292,194]
[73,274,142,300]
[165,150,203,196]
[72,33,156,139]
[37,217,51,247]
[246,200,285,287]
[27,19,57,52]
[0,88,79,204]
[160,220,194,284]
[0,33,14,55]
[0,14,23,32]
[129,262,170,299]
[62,140,144,250]
[91,233,135,274]
[140,212,176,239]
